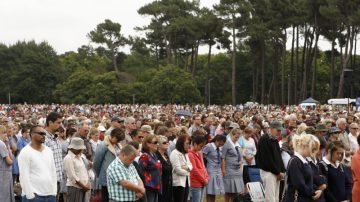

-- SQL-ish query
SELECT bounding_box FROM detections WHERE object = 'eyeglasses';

[162,141,169,145]
[33,131,46,136]
[150,141,158,145]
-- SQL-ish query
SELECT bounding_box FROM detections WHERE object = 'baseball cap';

[270,121,284,131]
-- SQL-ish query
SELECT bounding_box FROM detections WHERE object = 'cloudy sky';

[0,0,219,54]
[0,0,339,54]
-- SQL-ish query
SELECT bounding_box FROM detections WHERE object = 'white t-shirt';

[18,144,57,199]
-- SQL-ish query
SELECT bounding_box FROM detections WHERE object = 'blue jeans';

[22,194,56,202]
[190,187,205,202]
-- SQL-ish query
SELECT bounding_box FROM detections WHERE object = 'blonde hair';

[88,127,99,138]
[296,123,308,135]
[230,128,241,136]
[309,135,320,157]
[292,134,320,156]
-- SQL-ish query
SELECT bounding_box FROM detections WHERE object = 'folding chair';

[246,182,266,202]
[247,167,262,183]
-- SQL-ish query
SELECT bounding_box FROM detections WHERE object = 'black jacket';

[318,160,352,202]
[255,134,285,175]
[285,156,315,202]
[308,160,326,202]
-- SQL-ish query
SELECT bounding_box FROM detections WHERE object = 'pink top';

[188,150,209,188]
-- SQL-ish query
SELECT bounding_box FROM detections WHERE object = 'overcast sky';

[0,0,342,55]
[0,0,219,54]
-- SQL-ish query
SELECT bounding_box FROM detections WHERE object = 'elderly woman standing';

[0,125,14,202]
[63,137,90,202]
[155,135,173,202]
[139,134,162,202]
[170,134,193,202]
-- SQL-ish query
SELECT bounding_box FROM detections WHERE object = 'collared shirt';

[17,136,31,151]
[306,157,317,165]
[323,156,340,168]
[294,152,308,164]
[63,150,89,188]
[189,125,200,136]
[45,130,64,181]
[107,158,140,202]
[348,133,359,152]
[226,135,245,148]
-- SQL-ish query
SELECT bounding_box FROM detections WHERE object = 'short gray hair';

[125,117,136,125]
[120,145,137,157]
[336,118,347,127]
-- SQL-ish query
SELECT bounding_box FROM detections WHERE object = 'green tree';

[87,19,127,77]
[148,65,202,104]
[215,0,251,105]
[0,41,64,103]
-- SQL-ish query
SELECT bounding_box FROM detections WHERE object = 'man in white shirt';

[348,123,359,153]
[18,125,57,202]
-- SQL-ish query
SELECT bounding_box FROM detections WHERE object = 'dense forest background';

[0,0,360,105]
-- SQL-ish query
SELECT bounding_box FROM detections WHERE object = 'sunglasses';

[138,136,144,139]
[151,141,158,145]
[33,131,46,136]
[162,141,169,145]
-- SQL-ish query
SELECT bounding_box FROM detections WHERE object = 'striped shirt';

[107,158,140,202]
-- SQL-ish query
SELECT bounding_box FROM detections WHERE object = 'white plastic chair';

[246,182,266,202]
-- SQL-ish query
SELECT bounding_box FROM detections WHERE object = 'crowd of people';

[0,103,359,202]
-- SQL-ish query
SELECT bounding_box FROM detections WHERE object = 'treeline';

[0,0,360,105]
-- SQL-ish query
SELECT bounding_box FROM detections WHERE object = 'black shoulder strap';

[287,156,296,170]
[319,161,329,172]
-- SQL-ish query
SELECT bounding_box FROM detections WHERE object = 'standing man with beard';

[44,112,64,201]
[18,125,57,202]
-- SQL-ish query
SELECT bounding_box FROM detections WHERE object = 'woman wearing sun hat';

[63,137,90,202]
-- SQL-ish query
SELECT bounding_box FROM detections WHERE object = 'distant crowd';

[0,103,359,202]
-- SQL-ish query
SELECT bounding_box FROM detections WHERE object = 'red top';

[188,149,209,188]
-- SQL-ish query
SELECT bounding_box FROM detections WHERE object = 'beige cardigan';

[170,149,193,187]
